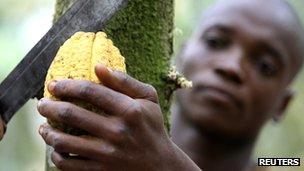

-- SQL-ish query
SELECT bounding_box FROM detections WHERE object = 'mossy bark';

[46,0,174,170]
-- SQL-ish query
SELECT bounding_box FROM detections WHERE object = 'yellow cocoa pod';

[44,31,126,135]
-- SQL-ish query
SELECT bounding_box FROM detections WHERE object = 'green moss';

[105,0,174,131]
[47,0,173,170]
[52,0,173,131]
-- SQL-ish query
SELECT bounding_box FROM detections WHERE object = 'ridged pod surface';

[44,31,126,135]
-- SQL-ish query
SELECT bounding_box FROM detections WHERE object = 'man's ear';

[273,89,294,122]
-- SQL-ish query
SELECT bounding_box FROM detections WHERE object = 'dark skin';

[37,0,304,170]
[38,65,200,171]
[172,0,304,170]
[0,118,5,141]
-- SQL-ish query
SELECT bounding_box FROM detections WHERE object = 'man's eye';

[256,58,278,77]
[205,36,230,49]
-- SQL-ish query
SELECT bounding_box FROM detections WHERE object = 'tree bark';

[46,0,174,170]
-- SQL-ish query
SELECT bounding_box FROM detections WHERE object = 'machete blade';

[0,0,129,123]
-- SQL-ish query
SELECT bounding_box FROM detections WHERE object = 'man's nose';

[214,50,245,85]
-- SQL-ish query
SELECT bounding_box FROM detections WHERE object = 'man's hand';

[38,64,200,171]
[0,117,6,141]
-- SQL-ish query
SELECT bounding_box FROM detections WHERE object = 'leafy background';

[0,0,303,170]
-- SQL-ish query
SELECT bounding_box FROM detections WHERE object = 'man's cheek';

[181,56,200,73]
[180,48,212,74]
[249,86,278,119]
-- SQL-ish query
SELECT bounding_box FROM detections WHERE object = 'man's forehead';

[200,0,296,30]
[202,0,291,15]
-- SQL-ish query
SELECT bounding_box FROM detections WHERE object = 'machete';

[0,0,129,123]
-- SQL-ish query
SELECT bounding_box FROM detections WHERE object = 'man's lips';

[192,85,243,110]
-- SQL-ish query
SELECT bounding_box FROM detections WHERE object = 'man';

[36,0,304,170]
[171,0,304,170]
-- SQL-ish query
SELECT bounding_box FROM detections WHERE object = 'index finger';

[48,79,134,116]
[95,64,159,103]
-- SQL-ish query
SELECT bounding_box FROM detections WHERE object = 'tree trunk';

[46,0,174,170]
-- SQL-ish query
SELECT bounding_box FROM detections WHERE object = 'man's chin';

[184,109,253,142]
[185,104,238,124]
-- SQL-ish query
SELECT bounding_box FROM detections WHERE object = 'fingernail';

[96,64,113,76]
[96,63,105,70]
[107,67,113,73]
[37,98,49,108]
[38,126,44,135]
[37,98,43,108]
[48,81,57,92]
[0,128,3,140]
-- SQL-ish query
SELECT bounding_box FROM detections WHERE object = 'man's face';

[176,2,301,140]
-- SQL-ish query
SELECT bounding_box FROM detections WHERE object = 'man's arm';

[38,64,201,171]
